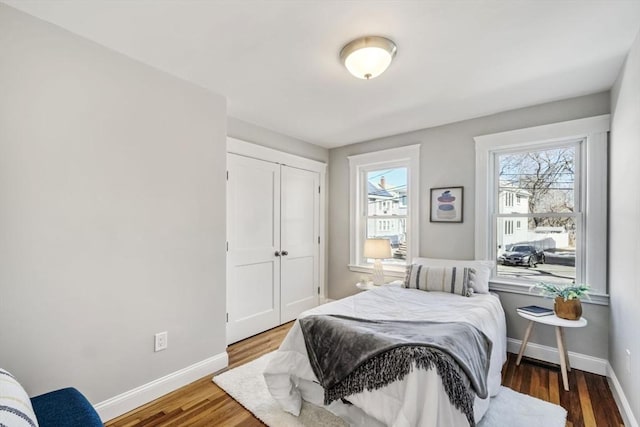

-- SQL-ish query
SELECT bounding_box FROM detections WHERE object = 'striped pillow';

[403,265,475,297]
[0,369,39,427]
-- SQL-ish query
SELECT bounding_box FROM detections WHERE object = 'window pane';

[366,167,408,263]
[367,168,407,217]
[366,218,407,262]
[498,147,575,214]
[496,216,576,284]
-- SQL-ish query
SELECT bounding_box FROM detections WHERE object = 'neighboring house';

[497,187,571,254]
[497,187,530,251]
[367,177,407,247]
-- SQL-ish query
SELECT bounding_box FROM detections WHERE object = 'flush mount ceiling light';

[340,36,397,80]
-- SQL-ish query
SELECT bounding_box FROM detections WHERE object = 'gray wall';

[0,4,227,404]
[328,92,611,359]
[228,116,328,163]
[610,30,640,423]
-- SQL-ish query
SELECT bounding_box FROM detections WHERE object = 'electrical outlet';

[155,331,168,352]
[626,349,631,374]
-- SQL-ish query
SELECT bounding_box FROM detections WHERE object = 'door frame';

[227,137,328,301]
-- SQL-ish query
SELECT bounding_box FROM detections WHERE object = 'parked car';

[498,245,545,267]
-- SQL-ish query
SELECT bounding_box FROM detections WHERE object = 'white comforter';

[263,286,507,427]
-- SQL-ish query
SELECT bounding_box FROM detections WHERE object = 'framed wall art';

[430,186,463,223]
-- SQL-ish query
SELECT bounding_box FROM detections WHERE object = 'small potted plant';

[531,282,590,320]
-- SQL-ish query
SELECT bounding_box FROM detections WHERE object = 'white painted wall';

[328,92,611,359]
[0,3,227,407]
[610,29,640,425]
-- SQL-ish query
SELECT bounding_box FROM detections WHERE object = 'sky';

[367,167,407,192]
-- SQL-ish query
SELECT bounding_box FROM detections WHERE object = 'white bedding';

[263,285,507,427]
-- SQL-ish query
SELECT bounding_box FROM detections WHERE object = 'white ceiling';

[5,0,640,148]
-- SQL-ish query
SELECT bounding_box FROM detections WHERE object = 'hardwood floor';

[502,353,624,427]
[106,322,624,427]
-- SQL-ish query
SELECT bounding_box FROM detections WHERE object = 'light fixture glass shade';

[363,238,392,259]
[340,36,397,80]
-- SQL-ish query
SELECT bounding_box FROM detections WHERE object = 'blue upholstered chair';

[31,387,103,427]
[1,368,103,427]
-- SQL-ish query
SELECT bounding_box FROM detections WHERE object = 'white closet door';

[280,165,320,323]
[226,154,281,344]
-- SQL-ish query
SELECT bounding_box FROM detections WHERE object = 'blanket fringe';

[324,346,476,427]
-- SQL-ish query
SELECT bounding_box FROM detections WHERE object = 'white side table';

[355,281,377,291]
[516,310,588,391]
[356,280,403,291]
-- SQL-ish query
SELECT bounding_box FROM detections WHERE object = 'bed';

[263,262,507,427]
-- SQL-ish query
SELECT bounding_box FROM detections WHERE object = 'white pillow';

[0,369,40,427]
[411,257,493,294]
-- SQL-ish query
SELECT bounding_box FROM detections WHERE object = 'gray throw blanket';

[299,315,492,427]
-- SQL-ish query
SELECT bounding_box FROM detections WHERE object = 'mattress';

[263,285,507,427]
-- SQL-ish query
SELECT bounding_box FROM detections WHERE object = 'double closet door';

[226,153,320,344]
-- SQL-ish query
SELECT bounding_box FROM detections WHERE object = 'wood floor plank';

[538,365,550,401]
[519,360,533,393]
[585,372,615,427]
[511,354,526,392]
[549,370,561,405]
[529,364,540,398]
[502,353,516,388]
[576,370,597,427]
[106,324,625,427]
[566,367,585,427]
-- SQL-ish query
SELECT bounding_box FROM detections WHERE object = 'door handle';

[281,250,289,256]
[275,251,281,257]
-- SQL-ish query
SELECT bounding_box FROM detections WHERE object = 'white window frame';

[348,144,420,276]
[474,115,609,304]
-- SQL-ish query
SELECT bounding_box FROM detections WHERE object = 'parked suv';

[498,245,545,267]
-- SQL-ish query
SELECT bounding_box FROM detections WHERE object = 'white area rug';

[213,352,567,427]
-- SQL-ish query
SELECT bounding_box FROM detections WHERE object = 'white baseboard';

[506,337,607,375]
[607,362,639,427]
[94,351,229,422]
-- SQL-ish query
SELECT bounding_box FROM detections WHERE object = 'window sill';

[488,278,609,306]
[348,264,406,278]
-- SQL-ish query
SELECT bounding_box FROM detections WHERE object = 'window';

[474,115,609,302]
[496,144,578,283]
[349,145,420,275]
[367,168,406,260]
[504,220,514,235]
[505,192,514,207]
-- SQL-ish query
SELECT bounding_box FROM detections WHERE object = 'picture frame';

[430,186,463,223]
